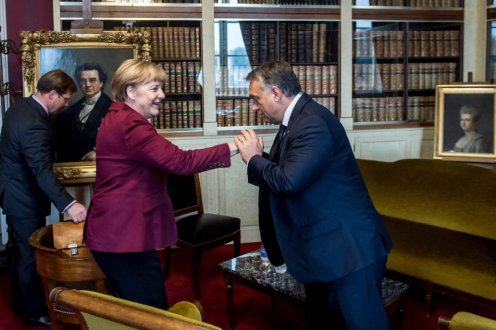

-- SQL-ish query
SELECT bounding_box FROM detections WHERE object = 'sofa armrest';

[438,312,496,330]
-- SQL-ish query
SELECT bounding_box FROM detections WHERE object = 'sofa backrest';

[357,159,496,241]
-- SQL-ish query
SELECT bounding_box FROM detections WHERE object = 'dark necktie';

[278,124,286,144]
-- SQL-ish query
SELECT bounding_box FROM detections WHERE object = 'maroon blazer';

[85,101,231,252]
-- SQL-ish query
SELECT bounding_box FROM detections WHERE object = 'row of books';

[353,62,456,91]
[408,62,457,90]
[80,0,201,3]
[354,31,404,58]
[114,26,201,60]
[240,22,334,65]
[66,0,459,4]
[157,61,201,94]
[352,96,434,123]
[353,97,405,123]
[216,0,338,4]
[215,64,338,97]
[216,96,336,127]
[150,26,200,60]
[407,30,460,57]
[293,65,338,96]
[407,95,435,122]
[216,99,269,127]
[216,66,251,97]
[151,100,202,130]
[353,30,460,59]
[354,0,463,7]
[354,63,404,91]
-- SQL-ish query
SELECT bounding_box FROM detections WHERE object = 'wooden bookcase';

[487,1,496,83]
[352,21,463,127]
[55,1,468,134]
[215,20,339,131]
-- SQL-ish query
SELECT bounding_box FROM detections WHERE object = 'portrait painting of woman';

[440,91,494,156]
[451,105,488,153]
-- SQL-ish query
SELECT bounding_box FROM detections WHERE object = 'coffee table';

[219,250,409,330]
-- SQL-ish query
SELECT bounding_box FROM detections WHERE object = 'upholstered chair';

[49,287,221,330]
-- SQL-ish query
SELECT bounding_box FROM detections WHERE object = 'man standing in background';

[0,69,87,326]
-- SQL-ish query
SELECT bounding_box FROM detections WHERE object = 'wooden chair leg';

[233,235,241,257]
[192,249,203,300]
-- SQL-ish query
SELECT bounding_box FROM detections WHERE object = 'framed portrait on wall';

[20,30,151,182]
[434,84,496,163]
[20,30,150,96]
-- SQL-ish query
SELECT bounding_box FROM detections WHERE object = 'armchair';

[49,287,221,329]
[29,224,108,329]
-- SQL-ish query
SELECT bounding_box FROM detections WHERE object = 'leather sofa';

[357,158,496,312]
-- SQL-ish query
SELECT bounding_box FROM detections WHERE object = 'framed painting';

[20,30,151,182]
[434,84,496,163]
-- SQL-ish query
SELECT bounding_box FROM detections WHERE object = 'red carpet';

[1,242,494,329]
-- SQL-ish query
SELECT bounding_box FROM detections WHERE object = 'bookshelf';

[351,8,463,127]
[55,1,468,133]
[215,20,339,130]
[487,1,496,83]
[59,3,203,132]
[352,0,463,7]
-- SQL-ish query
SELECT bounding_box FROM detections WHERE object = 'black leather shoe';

[25,315,51,327]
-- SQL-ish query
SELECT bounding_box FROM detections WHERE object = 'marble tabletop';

[219,250,409,304]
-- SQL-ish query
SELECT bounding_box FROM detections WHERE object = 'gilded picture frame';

[433,84,496,163]
[20,30,151,182]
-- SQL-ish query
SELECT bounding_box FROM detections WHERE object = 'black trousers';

[304,257,390,330]
[7,215,47,319]
[91,249,169,310]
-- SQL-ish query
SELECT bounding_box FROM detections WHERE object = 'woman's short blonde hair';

[112,59,166,102]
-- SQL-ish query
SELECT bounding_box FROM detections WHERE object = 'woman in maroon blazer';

[85,59,237,309]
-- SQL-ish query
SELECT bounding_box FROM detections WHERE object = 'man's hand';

[234,129,263,164]
[67,202,87,223]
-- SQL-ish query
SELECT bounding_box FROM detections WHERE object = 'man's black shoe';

[25,315,51,327]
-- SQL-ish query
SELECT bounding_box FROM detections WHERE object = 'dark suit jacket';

[0,97,74,217]
[248,93,392,284]
[85,101,231,253]
[55,92,112,162]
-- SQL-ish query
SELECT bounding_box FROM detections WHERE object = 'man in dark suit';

[235,60,393,330]
[55,62,112,162]
[0,70,87,326]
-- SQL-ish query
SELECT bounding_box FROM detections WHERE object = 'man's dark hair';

[36,69,77,95]
[75,62,108,85]
[245,60,301,97]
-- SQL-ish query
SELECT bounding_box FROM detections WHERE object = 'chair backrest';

[49,287,222,330]
[167,173,204,216]
[29,224,107,290]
